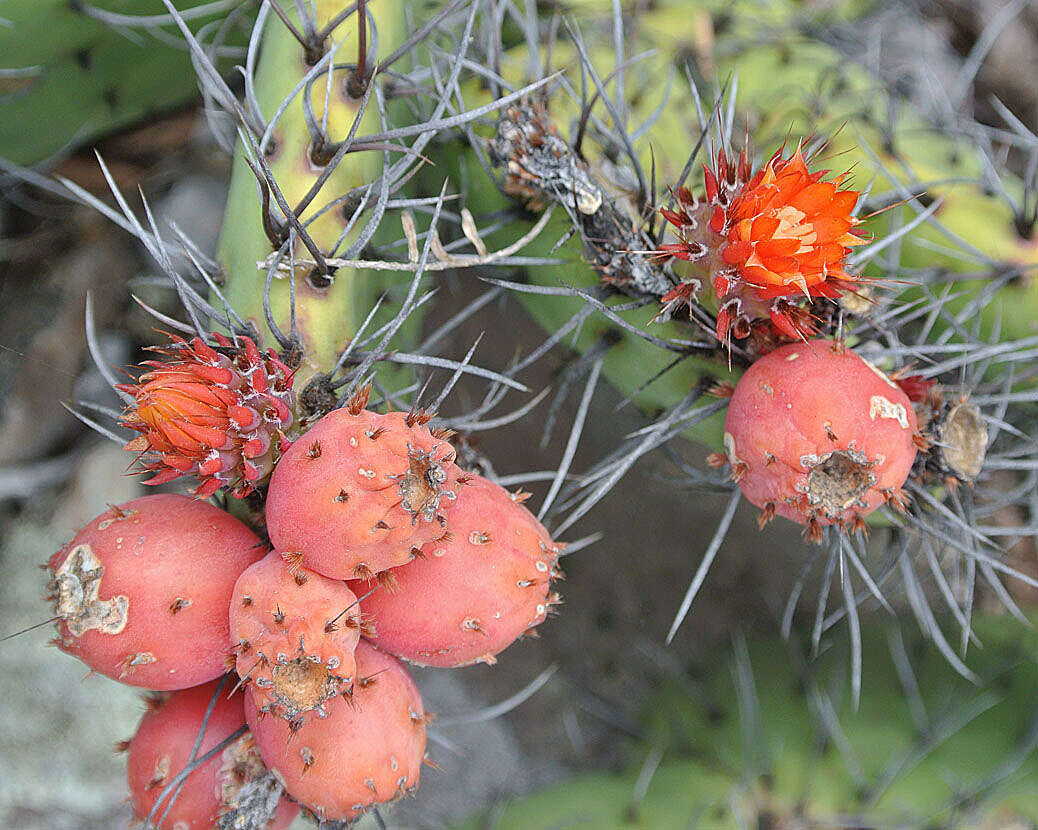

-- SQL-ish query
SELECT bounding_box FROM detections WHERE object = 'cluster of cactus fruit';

[47,362,560,824]
[2,0,1036,826]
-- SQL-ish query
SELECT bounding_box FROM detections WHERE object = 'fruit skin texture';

[722,340,918,531]
[246,640,427,822]
[265,406,463,578]
[126,679,298,830]
[349,475,562,668]
[230,550,363,723]
[47,494,265,690]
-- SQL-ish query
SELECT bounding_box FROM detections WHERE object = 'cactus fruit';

[229,550,366,724]
[658,147,866,348]
[125,680,298,830]
[349,475,563,668]
[245,640,427,822]
[265,395,463,579]
[46,494,265,689]
[118,333,295,499]
[716,341,919,536]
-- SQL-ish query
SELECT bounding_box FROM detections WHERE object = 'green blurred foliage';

[0,0,249,165]
[455,615,1037,828]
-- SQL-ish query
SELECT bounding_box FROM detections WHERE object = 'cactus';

[1,1,1035,827]
[214,0,415,384]
[4,0,597,821]
[424,0,1038,658]
[454,615,1038,829]
[47,494,265,689]
[447,0,1038,440]
[0,0,250,165]
[349,474,563,668]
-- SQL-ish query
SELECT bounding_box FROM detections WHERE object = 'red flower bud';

[118,333,295,498]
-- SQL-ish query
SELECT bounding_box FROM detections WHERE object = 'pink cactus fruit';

[46,494,265,689]
[716,340,920,538]
[229,550,366,725]
[124,679,298,829]
[348,475,562,667]
[265,389,463,579]
[245,640,427,822]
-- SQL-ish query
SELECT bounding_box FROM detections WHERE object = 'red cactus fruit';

[47,494,265,689]
[118,332,295,498]
[657,146,866,347]
[265,391,463,579]
[718,340,919,537]
[126,679,298,829]
[348,475,562,667]
[229,550,367,724]
[246,640,427,822]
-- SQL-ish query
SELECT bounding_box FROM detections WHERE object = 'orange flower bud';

[118,333,295,498]
[656,144,867,350]
[722,149,865,301]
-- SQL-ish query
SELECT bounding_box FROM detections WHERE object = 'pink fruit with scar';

[46,494,265,689]
[349,475,562,667]
[124,679,298,829]
[245,640,427,822]
[715,340,920,538]
[265,388,463,579]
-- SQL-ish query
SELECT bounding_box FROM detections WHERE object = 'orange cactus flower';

[656,145,867,348]
[718,148,865,300]
[117,333,295,498]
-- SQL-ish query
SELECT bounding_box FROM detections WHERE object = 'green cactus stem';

[216,0,410,385]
